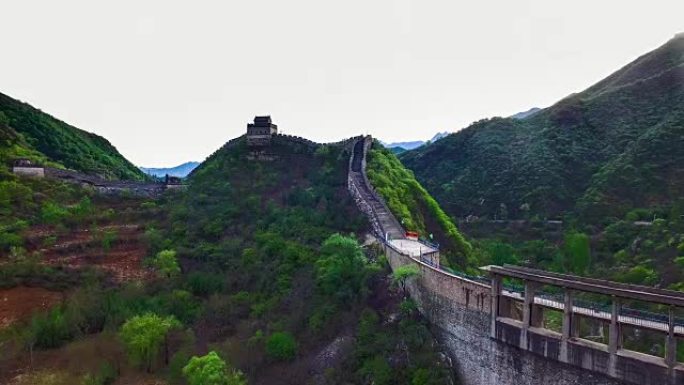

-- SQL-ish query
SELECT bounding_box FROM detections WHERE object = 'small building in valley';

[12,159,45,177]
[247,116,278,146]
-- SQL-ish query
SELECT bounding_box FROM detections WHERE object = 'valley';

[0,30,683,385]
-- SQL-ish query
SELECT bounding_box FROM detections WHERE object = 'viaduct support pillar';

[608,296,621,377]
[560,290,573,363]
[666,306,677,383]
[521,281,536,349]
[490,274,502,339]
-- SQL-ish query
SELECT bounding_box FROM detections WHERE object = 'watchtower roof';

[253,116,272,126]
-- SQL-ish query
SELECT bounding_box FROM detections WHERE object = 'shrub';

[30,308,72,349]
[392,265,420,298]
[161,290,202,324]
[308,303,337,333]
[359,356,392,385]
[0,230,23,251]
[82,362,117,385]
[480,240,520,266]
[266,331,297,361]
[40,202,70,224]
[186,271,226,297]
[71,196,94,220]
[182,351,246,385]
[151,249,180,278]
[101,230,117,252]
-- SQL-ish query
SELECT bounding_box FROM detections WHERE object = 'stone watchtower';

[247,116,278,146]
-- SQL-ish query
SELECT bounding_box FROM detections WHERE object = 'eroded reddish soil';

[1,199,155,330]
[0,286,64,328]
[35,224,151,282]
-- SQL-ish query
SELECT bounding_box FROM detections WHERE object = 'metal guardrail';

[418,238,440,250]
[502,286,684,329]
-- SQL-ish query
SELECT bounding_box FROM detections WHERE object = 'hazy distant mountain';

[382,131,450,150]
[140,161,199,178]
[429,131,450,142]
[510,107,541,120]
[381,140,425,150]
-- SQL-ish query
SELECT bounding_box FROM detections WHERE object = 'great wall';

[347,135,684,385]
[11,160,184,197]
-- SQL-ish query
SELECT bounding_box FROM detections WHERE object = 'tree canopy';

[183,351,246,385]
[119,313,181,372]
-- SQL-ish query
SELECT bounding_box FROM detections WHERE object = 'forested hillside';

[401,34,684,221]
[1,135,457,385]
[0,92,146,180]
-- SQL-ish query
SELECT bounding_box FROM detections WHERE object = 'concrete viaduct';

[347,135,684,385]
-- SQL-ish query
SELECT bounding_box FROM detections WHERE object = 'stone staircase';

[348,136,405,240]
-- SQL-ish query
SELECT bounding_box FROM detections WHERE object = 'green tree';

[182,351,246,385]
[152,249,181,278]
[119,313,180,372]
[562,232,591,274]
[266,331,297,361]
[315,234,368,304]
[392,265,420,298]
[482,241,519,266]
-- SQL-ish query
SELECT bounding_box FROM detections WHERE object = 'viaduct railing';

[347,136,684,385]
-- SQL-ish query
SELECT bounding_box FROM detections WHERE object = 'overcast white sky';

[1,1,683,166]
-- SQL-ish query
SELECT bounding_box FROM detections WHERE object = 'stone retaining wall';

[383,244,623,385]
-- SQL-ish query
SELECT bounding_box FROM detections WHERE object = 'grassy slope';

[366,142,473,269]
[401,34,684,221]
[0,92,146,180]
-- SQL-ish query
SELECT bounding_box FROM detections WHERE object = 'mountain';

[381,131,450,150]
[510,107,541,120]
[429,131,450,142]
[401,34,684,221]
[0,92,145,180]
[166,135,455,383]
[382,139,425,150]
[140,161,199,178]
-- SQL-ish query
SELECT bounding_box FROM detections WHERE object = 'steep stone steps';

[349,137,405,240]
